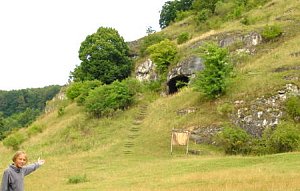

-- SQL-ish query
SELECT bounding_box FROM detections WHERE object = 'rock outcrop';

[135,59,158,82]
[231,84,300,137]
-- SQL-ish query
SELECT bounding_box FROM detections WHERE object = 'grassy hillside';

[1,0,300,190]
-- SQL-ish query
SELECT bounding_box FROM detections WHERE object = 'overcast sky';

[0,0,167,90]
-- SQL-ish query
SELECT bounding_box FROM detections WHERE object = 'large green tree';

[71,27,133,84]
[159,0,194,29]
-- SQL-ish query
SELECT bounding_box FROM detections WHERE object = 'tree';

[159,1,178,29]
[193,42,232,98]
[71,27,133,84]
[159,0,194,29]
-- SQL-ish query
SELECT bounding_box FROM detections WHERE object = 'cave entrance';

[167,75,189,94]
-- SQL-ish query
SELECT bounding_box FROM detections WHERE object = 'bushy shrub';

[66,80,102,105]
[140,33,166,56]
[177,32,190,44]
[3,132,27,150]
[27,124,44,137]
[214,126,252,155]
[197,9,211,23]
[121,78,143,95]
[175,10,193,22]
[285,96,300,122]
[57,106,66,117]
[147,39,178,74]
[85,80,134,117]
[68,174,88,184]
[192,42,232,99]
[267,123,300,153]
[261,24,283,41]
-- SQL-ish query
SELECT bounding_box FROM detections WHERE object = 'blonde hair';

[12,151,28,164]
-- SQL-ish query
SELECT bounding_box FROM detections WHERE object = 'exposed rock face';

[167,56,204,81]
[135,59,158,82]
[186,84,299,143]
[135,31,262,85]
[190,125,222,144]
[187,31,263,54]
[167,56,204,94]
[231,84,300,137]
[219,31,262,54]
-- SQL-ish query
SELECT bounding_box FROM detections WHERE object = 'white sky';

[0,0,167,90]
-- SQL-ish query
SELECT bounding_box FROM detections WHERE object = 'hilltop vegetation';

[1,0,300,190]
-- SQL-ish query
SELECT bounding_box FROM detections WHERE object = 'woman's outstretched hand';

[37,157,45,165]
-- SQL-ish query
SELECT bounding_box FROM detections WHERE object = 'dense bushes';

[267,123,300,153]
[147,39,178,74]
[215,122,300,155]
[285,96,300,122]
[85,81,134,117]
[3,131,27,150]
[66,80,102,105]
[192,42,232,99]
[261,24,283,41]
[177,32,190,44]
[214,126,252,155]
[140,33,166,56]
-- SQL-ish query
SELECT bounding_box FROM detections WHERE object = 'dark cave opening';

[167,75,189,94]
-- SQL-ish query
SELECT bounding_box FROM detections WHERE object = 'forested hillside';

[0,0,300,190]
[0,85,61,139]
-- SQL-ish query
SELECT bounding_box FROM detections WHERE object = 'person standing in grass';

[1,151,45,191]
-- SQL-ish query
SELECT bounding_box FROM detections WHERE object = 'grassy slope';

[1,0,300,190]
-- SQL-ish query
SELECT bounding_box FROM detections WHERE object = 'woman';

[1,151,45,191]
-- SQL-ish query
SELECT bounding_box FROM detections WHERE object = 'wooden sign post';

[170,129,190,155]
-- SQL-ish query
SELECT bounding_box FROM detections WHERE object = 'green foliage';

[0,86,60,139]
[261,24,283,41]
[159,0,194,28]
[217,102,234,116]
[71,27,132,84]
[159,1,178,29]
[140,33,167,56]
[142,80,164,93]
[68,174,88,184]
[57,106,66,117]
[177,32,190,44]
[226,5,245,20]
[267,123,300,153]
[240,16,251,25]
[147,39,178,74]
[27,124,44,137]
[0,85,61,117]
[175,10,193,22]
[196,9,211,23]
[285,96,300,121]
[121,78,143,95]
[3,131,27,150]
[214,126,252,155]
[85,80,134,117]
[192,0,219,14]
[192,42,232,99]
[66,80,102,105]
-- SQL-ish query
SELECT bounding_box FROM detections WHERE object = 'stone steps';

[123,104,148,155]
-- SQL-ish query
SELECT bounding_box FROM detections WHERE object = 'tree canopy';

[159,0,194,29]
[71,27,133,84]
